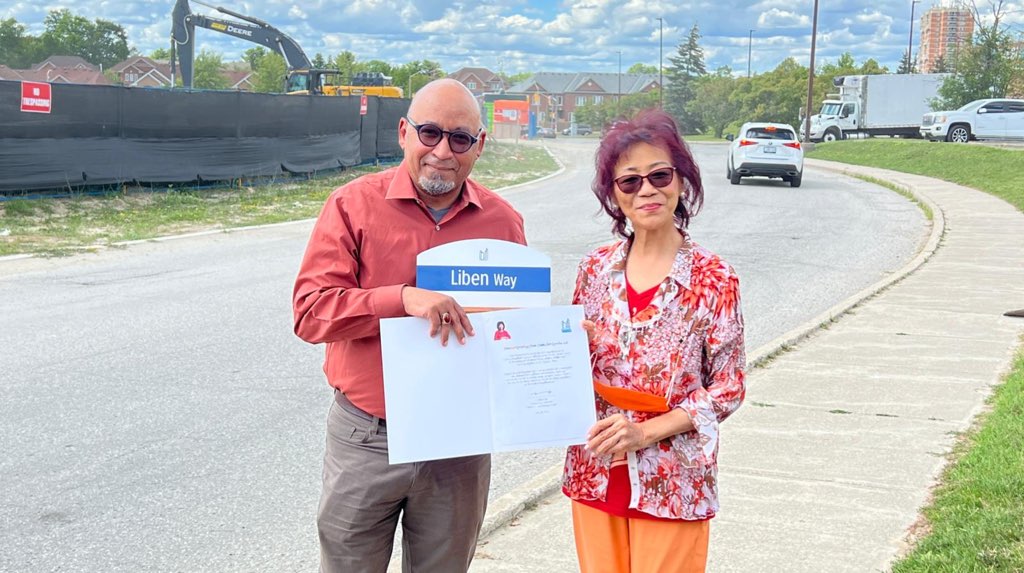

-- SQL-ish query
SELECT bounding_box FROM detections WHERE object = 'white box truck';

[804,73,949,142]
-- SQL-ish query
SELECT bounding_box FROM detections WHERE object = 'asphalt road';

[0,139,926,572]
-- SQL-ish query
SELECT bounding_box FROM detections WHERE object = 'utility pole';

[907,0,921,73]
[657,17,663,109]
[748,29,755,78]
[803,0,820,143]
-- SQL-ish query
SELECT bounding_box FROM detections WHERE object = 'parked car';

[726,122,804,187]
[920,98,1024,142]
[536,127,557,138]
[561,123,593,136]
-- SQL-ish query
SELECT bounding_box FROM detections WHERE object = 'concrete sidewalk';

[467,160,1024,572]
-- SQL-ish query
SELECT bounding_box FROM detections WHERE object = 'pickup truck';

[920,98,1024,142]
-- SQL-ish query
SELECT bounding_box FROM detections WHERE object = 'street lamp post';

[407,69,430,98]
[907,0,921,73]
[657,17,664,109]
[748,29,755,78]
[803,0,820,144]
[617,50,622,117]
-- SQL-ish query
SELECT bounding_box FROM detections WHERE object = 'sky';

[4,0,1023,76]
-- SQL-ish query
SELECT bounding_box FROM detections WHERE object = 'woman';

[563,110,746,573]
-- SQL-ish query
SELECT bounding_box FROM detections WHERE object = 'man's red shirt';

[293,162,527,418]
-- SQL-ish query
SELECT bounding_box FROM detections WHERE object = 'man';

[292,79,526,573]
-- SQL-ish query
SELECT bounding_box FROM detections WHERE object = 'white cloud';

[0,0,943,77]
[757,8,811,28]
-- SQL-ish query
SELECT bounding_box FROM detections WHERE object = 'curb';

[474,158,947,541]
[492,144,566,195]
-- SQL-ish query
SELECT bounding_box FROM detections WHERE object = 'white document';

[380,305,596,464]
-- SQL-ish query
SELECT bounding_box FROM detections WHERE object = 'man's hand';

[401,286,474,346]
[585,414,648,456]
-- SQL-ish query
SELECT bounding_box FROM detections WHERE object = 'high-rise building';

[918,5,975,72]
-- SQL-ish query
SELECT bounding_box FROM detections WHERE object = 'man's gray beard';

[418,175,456,196]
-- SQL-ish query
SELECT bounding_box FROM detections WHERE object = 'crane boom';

[170,0,311,89]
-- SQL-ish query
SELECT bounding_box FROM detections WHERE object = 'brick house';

[507,72,661,132]
[0,64,24,81]
[32,55,97,73]
[448,67,506,97]
[223,70,254,91]
[108,56,253,89]
[109,56,179,87]
[1,56,112,85]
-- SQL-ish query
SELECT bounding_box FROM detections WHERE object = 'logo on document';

[561,319,572,333]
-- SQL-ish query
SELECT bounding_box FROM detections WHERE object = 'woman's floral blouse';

[563,231,746,520]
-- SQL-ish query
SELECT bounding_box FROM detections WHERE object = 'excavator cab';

[284,70,341,95]
[285,72,311,94]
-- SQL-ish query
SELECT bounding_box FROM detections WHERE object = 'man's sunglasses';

[405,117,481,154]
[613,167,677,194]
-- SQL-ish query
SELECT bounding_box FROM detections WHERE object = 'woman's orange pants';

[571,501,710,573]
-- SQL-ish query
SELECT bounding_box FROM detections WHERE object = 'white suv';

[726,122,804,187]
[920,98,1024,142]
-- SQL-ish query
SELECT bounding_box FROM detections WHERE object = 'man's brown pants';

[318,394,490,573]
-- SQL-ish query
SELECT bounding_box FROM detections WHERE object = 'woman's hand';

[581,319,596,342]
[585,414,648,456]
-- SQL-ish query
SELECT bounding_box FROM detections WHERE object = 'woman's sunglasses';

[613,167,677,194]
[405,117,480,154]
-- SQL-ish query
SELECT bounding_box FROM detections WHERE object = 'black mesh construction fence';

[0,81,409,192]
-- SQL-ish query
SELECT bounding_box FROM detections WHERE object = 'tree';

[361,59,394,76]
[627,63,658,74]
[0,17,24,66]
[859,59,888,75]
[929,54,950,74]
[39,9,131,68]
[192,49,228,89]
[252,52,286,93]
[312,52,327,69]
[897,50,917,74]
[729,58,809,130]
[149,47,171,60]
[394,60,445,95]
[935,0,1023,108]
[664,24,707,133]
[2,18,50,68]
[332,50,362,81]
[575,90,660,129]
[688,67,739,138]
[242,47,266,70]
[502,71,532,86]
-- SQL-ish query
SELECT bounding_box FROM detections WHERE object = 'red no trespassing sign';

[21,81,52,113]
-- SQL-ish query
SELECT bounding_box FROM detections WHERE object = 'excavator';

[169,0,403,97]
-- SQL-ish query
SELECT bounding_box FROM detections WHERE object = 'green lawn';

[892,348,1024,573]
[0,140,557,257]
[807,139,1024,212]
[810,139,1024,572]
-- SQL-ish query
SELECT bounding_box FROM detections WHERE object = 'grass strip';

[807,139,1024,212]
[892,346,1024,573]
[851,174,934,221]
[0,140,557,257]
